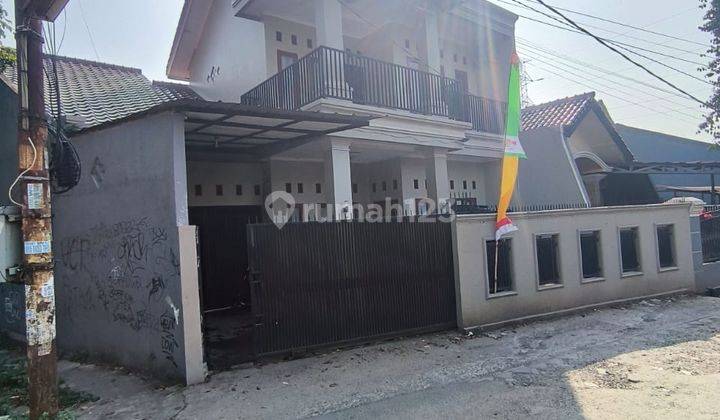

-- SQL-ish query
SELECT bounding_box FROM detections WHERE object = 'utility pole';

[14,0,69,417]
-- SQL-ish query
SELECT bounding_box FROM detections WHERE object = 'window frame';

[577,229,605,283]
[483,236,518,299]
[654,223,678,272]
[617,226,643,278]
[533,232,564,291]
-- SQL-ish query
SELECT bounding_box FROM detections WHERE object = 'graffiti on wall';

[57,216,182,369]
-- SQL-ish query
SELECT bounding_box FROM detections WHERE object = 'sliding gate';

[248,220,456,356]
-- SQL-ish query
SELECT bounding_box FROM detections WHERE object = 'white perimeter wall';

[453,204,695,329]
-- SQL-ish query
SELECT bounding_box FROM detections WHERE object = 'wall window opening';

[486,239,514,295]
[536,234,561,287]
[414,179,419,190]
[297,183,304,194]
[620,227,641,274]
[216,185,224,196]
[580,230,603,279]
[236,184,243,196]
[656,224,676,269]
[285,183,292,193]
[254,185,261,196]
[315,183,322,194]
[194,184,202,196]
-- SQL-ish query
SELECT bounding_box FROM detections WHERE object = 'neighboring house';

[0,73,18,207]
[518,92,658,207]
[616,124,720,202]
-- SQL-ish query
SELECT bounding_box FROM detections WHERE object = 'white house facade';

[167,0,518,217]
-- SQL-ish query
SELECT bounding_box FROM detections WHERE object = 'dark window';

[352,183,358,194]
[307,38,313,49]
[194,184,202,196]
[657,224,676,268]
[254,185,261,196]
[291,34,298,45]
[414,179,419,190]
[580,231,603,279]
[453,53,458,62]
[425,179,428,189]
[316,183,322,194]
[536,234,561,286]
[216,185,224,196]
[486,239,513,294]
[236,184,243,196]
[472,181,477,190]
[450,180,455,190]
[297,183,304,194]
[382,181,387,191]
[372,183,377,193]
[285,183,292,193]
[620,227,641,273]
[463,180,468,190]
[393,179,398,190]
[405,39,410,49]
[276,31,282,42]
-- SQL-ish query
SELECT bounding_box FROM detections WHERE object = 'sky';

[0,0,714,142]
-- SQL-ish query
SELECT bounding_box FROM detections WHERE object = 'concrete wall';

[0,77,18,207]
[189,1,267,101]
[690,215,720,292]
[53,112,202,383]
[516,127,588,206]
[0,207,24,340]
[453,204,695,329]
[187,161,265,207]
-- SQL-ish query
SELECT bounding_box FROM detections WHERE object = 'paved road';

[61,295,720,419]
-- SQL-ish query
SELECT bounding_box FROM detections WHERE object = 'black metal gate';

[701,213,720,263]
[247,220,456,356]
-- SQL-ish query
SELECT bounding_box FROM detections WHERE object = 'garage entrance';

[189,206,264,369]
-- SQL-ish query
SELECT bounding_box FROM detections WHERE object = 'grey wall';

[0,78,18,207]
[53,112,192,382]
[690,216,720,292]
[515,127,588,206]
[453,204,695,329]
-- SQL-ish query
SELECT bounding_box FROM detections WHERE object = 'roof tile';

[521,92,595,132]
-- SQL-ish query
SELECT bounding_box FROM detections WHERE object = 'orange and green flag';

[495,52,526,240]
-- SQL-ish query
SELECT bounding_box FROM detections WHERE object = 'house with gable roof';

[517,92,658,207]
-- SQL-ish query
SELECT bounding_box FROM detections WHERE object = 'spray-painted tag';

[27,183,43,209]
[24,241,51,255]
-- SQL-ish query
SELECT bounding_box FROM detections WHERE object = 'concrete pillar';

[325,138,353,220]
[424,11,441,75]
[426,150,451,214]
[315,0,344,50]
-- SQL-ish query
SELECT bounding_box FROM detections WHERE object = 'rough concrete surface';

[59,295,720,419]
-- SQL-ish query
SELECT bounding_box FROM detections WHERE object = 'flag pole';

[493,239,500,294]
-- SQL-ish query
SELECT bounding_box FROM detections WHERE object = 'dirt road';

[60,294,720,419]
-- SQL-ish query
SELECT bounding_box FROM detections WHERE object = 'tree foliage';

[700,0,720,139]
[0,0,13,71]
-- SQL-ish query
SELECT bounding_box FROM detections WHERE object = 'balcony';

[241,47,506,135]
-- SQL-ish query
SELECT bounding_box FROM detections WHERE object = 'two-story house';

[167,0,517,220]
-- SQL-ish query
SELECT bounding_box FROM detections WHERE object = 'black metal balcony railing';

[241,46,506,134]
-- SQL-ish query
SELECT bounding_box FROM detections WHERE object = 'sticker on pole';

[24,241,51,255]
[27,183,44,209]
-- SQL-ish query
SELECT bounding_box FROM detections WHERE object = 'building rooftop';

[2,54,200,129]
[521,92,596,132]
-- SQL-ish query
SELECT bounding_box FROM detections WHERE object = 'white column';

[425,11,441,75]
[325,138,353,220]
[426,150,451,214]
[315,0,344,50]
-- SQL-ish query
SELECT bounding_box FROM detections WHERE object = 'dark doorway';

[189,205,264,369]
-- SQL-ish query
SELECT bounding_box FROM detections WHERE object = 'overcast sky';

[0,0,713,142]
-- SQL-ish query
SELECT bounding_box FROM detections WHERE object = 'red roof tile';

[522,92,595,132]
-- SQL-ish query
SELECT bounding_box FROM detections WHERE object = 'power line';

[519,49,701,122]
[78,0,100,61]
[516,38,695,102]
[546,3,708,48]
[529,0,710,107]
[502,0,705,59]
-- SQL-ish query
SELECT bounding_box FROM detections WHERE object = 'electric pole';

[14,1,69,418]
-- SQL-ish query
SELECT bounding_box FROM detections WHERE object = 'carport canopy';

[177,100,371,157]
[75,99,372,157]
